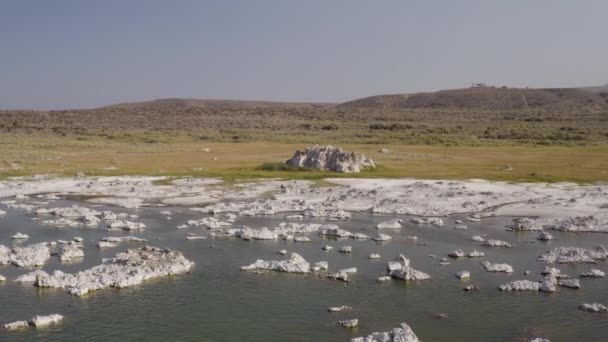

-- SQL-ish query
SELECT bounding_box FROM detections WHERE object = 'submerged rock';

[241,253,310,274]
[36,246,194,296]
[351,322,420,342]
[285,145,375,173]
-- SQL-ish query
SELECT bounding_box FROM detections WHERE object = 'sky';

[1,0,607,109]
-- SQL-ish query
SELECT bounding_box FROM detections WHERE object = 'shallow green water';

[0,201,607,341]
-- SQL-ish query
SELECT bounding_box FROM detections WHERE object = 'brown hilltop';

[340,86,608,110]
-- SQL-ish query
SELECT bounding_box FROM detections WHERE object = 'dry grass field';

[1,86,606,183]
[1,133,606,183]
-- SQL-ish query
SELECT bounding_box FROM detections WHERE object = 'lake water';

[1,200,607,341]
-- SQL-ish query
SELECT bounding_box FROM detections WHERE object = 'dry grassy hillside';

[1,87,607,145]
[340,87,608,110]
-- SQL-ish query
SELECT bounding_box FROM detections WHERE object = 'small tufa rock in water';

[337,318,359,328]
[351,322,420,342]
[455,271,470,279]
[580,269,605,278]
[464,285,479,292]
[482,239,512,248]
[328,305,352,312]
[3,314,64,330]
[578,303,607,313]
[387,254,430,281]
[376,219,402,229]
[537,231,554,241]
[481,261,513,273]
[285,145,375,173]
[372,234,392,241]
[241,253,310,274]
[10,232,29,239]
[339,246,352,253]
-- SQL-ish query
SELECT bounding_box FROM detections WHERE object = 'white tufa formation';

[285,145,375,173]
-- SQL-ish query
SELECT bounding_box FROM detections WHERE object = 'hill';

[1,86,607,145]
[340,86,608,110]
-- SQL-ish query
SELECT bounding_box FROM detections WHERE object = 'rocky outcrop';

[499,280,540,292]
[240,253,310,273]
[376,219,402,229]
[578,303,607,313]
[387,254,430,281]
[351,322,420,342]
[3,314,63,330]
[0,243,51,267]
[581,269,605,278]
[482,239,512,248]
[285,145,375,173]
[35,246,194,296]
[538,246,608,264]
[481,261,513,273]
[58,244,84,262]
[328,305,352,312]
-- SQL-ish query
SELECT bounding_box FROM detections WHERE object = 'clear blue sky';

[1,0,606,109]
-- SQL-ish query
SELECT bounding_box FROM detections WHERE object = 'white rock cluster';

[578,303,607,313]
[481,261,514,273]
[538,246,608,264]
[387,254,430,281]
[0,243,51,267]
[35,246,194,296]
[376,219,402,229]
[241,253,311,274]
[285,145,376,173]
[3,314,63,330]
[351,322,420,342]
[482,239,512,248]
